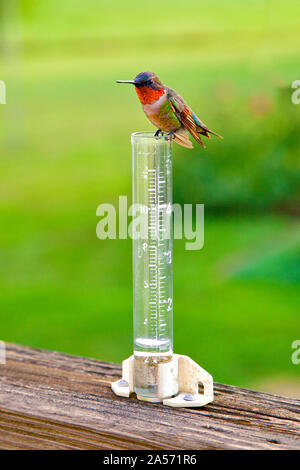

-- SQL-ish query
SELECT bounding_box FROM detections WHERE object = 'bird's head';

[117,71,165,105]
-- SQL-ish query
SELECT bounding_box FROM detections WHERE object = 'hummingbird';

[117,71,222,149]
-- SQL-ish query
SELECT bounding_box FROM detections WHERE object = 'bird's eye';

[148,79,153,85]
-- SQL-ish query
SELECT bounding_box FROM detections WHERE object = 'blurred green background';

[0,0,299,395]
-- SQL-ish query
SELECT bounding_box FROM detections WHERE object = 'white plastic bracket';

[111,354,213,408]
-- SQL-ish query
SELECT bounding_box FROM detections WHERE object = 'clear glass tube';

[131,131,173,400]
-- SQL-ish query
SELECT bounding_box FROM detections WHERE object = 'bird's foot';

[154,129,164,138]
[165,131,175,142]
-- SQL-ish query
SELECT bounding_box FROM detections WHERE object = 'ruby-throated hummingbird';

[117,71,222,149]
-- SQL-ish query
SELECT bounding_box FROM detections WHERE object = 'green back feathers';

[159,100,181,127]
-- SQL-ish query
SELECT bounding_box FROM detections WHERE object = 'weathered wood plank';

[0,343,299,450]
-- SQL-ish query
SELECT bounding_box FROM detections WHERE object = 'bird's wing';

[166,88,206,148]
[167,88,223,144]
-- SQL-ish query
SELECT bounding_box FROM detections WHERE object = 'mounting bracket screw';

[118,379,128,387]
[184,393,196,401]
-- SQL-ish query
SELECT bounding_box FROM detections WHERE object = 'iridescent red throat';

[135,86,165,105]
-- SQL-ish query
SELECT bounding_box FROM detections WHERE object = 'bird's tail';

[193,113,223,140]
[173,128,194,149]
[197,124,223,140]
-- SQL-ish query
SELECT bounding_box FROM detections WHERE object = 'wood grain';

[0,343,299,450]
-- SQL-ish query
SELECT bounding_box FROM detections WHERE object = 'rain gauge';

[112,132,213,407]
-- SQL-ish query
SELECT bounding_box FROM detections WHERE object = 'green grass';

[1,214,299,387]
[0,0,299,389]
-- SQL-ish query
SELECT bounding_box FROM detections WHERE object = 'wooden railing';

[0,343,299,450]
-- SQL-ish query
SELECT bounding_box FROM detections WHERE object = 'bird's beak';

[116,80,136,85]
